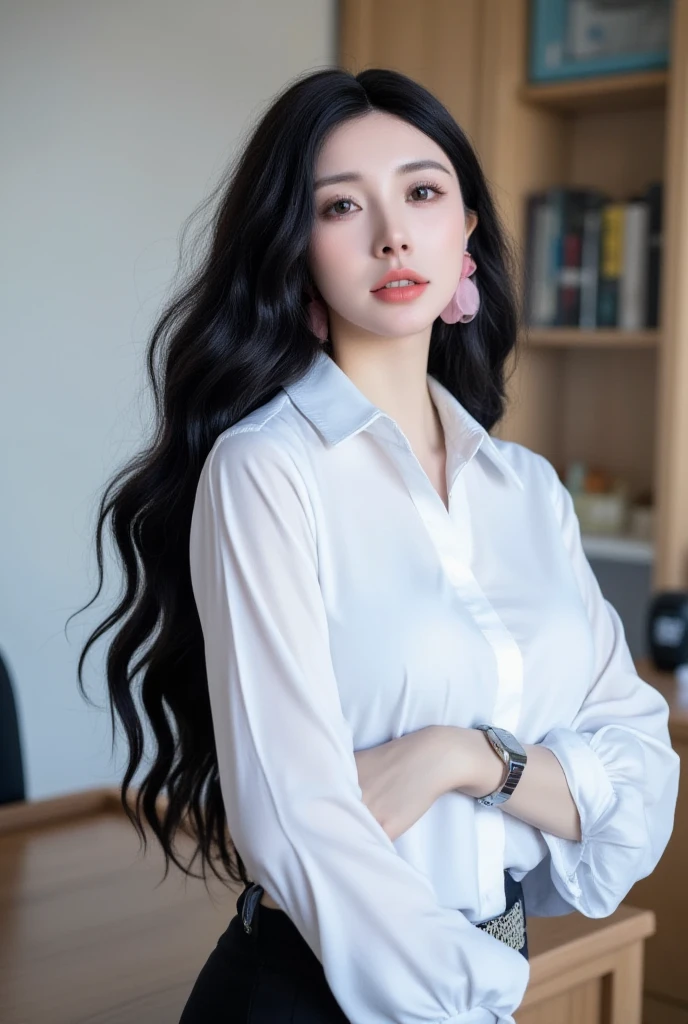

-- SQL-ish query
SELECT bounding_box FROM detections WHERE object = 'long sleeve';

[189,430,530,1024]
[524,457,680,919]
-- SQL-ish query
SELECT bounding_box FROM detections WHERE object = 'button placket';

[383,440,525,922]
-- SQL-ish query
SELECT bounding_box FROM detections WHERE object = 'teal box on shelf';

[528,0,672,83]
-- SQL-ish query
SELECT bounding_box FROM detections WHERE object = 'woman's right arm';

[189,428,530,1024]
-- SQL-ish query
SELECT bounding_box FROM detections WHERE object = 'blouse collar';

[282,347,524,492]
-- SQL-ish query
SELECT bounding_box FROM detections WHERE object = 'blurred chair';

[0,649,26,804]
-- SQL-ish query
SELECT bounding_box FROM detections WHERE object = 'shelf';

[519,69,668,115]
[524,328,661,349]
[582,533,654,565]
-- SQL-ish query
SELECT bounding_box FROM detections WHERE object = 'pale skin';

[259,110,580,911]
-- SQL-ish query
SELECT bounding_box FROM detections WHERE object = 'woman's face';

[308,110,477,343]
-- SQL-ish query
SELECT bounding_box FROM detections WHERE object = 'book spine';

[523,192,545,325]
[530,197,557,325]
[645,182,663,328]
[545,188,565,326]
[579,205,602,329]
[619,201,650,330]
[557,192,587,326]
[597,202,625,327]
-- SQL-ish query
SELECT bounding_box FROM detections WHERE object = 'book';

[619,200,650,330]
[528,194,558,325]
[558,190,607,327]
[523,191,546,325]
[523,184,663,331]
[579,203,603,328]
[597,203,625,327]
[543,187,567,325]
[557,191,587,326]
[645,182,663,328]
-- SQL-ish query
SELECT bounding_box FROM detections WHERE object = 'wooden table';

[627,658,688,1024]
[0,788,654,1024]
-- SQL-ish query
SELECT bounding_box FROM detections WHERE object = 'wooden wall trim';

[0,786,120,836]
[653,0,688,588]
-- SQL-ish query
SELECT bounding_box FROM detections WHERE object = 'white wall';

[0,1,336,799]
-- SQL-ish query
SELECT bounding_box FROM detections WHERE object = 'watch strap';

[475,725,527,807]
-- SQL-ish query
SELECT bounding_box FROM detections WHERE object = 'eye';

[409,181,446,202]
[320,179,447,220]
[322,197,360,218]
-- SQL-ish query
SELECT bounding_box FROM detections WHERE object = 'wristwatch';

[475,725,527,807]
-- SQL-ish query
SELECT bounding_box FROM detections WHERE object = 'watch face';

[475,725,527,806]
[491,727,526,759]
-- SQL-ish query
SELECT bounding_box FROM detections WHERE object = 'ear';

[465,210,478,243]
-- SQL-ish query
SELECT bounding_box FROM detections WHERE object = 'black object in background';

[647,591,688,671]
[0,648,26,804]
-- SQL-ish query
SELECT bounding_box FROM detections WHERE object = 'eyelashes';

[320,180,447,219]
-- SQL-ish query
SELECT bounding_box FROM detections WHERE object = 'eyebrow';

[313,159,453,190]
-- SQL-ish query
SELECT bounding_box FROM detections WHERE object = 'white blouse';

[189,346,680,1024]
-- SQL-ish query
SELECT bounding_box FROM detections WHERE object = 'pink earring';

[440,251,480,324]
[307,295,329,341]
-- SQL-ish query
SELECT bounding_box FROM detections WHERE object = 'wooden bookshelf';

[519,69,668,115]
[338,0,688,592]
[474,0,681,591]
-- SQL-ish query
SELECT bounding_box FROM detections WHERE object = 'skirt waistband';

[475,872,527,952]
[234,881,328,980]
[236,870,528,962]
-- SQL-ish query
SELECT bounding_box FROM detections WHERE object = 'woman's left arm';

[438,726,584,843]
[447,459,681,919]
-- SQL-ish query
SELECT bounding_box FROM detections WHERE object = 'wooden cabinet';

[338,0,688,591]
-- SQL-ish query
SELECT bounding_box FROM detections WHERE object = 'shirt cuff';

[537,726,617,893]
[439,1010,514,1024]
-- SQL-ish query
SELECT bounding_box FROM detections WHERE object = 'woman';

[74,68,679,1023]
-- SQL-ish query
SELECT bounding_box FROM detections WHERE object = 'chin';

[375,313,437,336]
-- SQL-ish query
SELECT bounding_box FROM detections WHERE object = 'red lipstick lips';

[370,267,430,305]
[370,268,429,292]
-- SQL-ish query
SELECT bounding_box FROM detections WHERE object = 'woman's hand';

[353,726,456,842]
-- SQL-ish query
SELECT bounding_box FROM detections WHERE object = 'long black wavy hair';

[69,66,522,891]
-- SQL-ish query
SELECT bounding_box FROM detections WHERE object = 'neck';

[329,335,443,453]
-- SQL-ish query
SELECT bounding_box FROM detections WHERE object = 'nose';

[372,213,412,260]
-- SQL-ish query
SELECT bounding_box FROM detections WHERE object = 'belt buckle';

[476,896,526,951]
